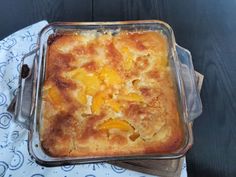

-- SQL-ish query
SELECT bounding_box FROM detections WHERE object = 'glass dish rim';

[25,20,196,166]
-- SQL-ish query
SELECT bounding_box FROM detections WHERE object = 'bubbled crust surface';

[41,30,184,157]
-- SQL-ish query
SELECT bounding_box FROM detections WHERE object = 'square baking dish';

[11,20,202,166]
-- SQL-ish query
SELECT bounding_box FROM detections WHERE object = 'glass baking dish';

[10,20,202,166]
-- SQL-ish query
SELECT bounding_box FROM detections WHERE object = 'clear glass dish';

[12,20,202,166]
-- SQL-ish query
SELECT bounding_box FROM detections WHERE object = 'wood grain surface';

[0,0,236,177]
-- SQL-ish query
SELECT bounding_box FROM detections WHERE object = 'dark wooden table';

[1,0,236,177]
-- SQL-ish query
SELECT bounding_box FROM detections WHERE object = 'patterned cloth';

[0,21,187,177]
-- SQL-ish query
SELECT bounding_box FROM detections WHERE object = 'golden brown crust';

[41,30,184,157]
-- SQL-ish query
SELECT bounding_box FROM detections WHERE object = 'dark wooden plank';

[93,1,236,177]
[0,0,92,39]
[162,1,236,177]
[93,0,165,21]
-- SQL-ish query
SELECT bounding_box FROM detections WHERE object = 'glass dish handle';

[14,48,39,130]
[176,44,202,121]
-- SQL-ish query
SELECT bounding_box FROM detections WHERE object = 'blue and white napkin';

[0,20,187,177]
